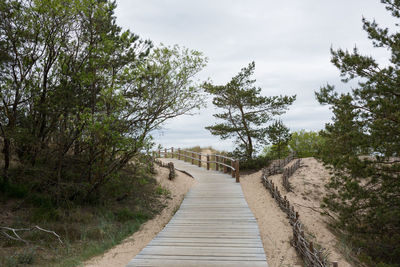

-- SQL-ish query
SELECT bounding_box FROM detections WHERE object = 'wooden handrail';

[156,147,240,182]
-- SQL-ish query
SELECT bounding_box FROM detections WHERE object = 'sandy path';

[84,163,196,267]
[269,157,352,267]
[240,171,303,267]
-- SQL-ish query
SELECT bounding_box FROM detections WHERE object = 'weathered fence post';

[235,160,240,183]
[231,160,235,178]
[207,155,210,170]
[168,162,175,180]
[171,147,174,158]
[158,149,161,158]
[191,152,194,165]
[198,154,201,167]
[215,155,219,171]
[178,148,181,160]
[293,227,298,248]
[224,158,228,173]
[164,148,167,158]
[271,181,275,198]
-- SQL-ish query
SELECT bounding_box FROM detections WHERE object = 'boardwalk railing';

[155,147,240,183]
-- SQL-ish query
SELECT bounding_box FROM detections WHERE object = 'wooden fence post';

[207,155,210,170]
[158,149,161,158]
[224,158,228,173]
[178,148,181,160]
[164,148,167,158]
[171,147,174,158]
[235,160,240,183]
[231,160,235,178]
[191,152,194,165]
[198,154,201,167]
[216,155,219,171]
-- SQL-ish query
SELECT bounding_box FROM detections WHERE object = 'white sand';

[86,156,353,267]
[84,163,196,267]
[240,171,303,267]
[267,157,352,267]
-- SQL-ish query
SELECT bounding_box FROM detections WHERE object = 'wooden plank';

[140,246,265,255]
[127,259,267,267]
[127,158,268,267]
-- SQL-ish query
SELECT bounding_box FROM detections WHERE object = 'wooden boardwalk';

[127,158,268,267]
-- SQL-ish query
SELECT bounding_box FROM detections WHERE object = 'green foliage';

[4,248,36,266]
[0,162,163,266]
[204,62,296,160]
[0,0,207,205]
[262,144,290,159]
[238,155,271,171]
[115,208,135,222]
[316,1,400,265]
[288,130,325,158]
[155,185,170,196]
[266,120,291,159]
[0,182,28,199]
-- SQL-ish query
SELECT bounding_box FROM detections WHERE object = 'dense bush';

[0,0,206,205]
[288,130,325,158]
[239,155,271,171]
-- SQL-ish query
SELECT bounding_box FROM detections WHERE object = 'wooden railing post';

[191,152,194,165]
[158,149,161,158]
[235,160,240,183]
[215,155,219,171]
[171,147,174,158]
[224,158,228,173]
[207,155,210,170]
[231,160,235,178]
[198,154,201,167]
[178,148,181,160]
[164,148,167,158]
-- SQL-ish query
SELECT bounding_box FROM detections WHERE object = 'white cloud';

[115,0,397,151]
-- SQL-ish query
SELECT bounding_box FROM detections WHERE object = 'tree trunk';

[2,137,10,185]
[247,137,253,160]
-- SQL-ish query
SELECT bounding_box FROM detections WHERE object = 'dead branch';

[293,202,337,220]
[0,225,63,245]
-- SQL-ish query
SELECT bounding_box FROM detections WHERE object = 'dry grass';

[0,163,166,267]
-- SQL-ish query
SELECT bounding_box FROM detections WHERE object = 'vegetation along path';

[127,158,268,267]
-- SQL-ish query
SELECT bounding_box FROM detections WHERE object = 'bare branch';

[0,225,63,245]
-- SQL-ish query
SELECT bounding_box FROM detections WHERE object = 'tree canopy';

[266,120,291,159]
[0,0,206,203]
[204,62,296,160]
[288,130,324,158]
[316,0,400,264]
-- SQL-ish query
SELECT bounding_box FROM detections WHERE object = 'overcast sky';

[115,0,396,151]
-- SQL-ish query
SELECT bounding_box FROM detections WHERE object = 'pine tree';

[204,62,295,160]
[316,1,400,264]
[266,120,291,159]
